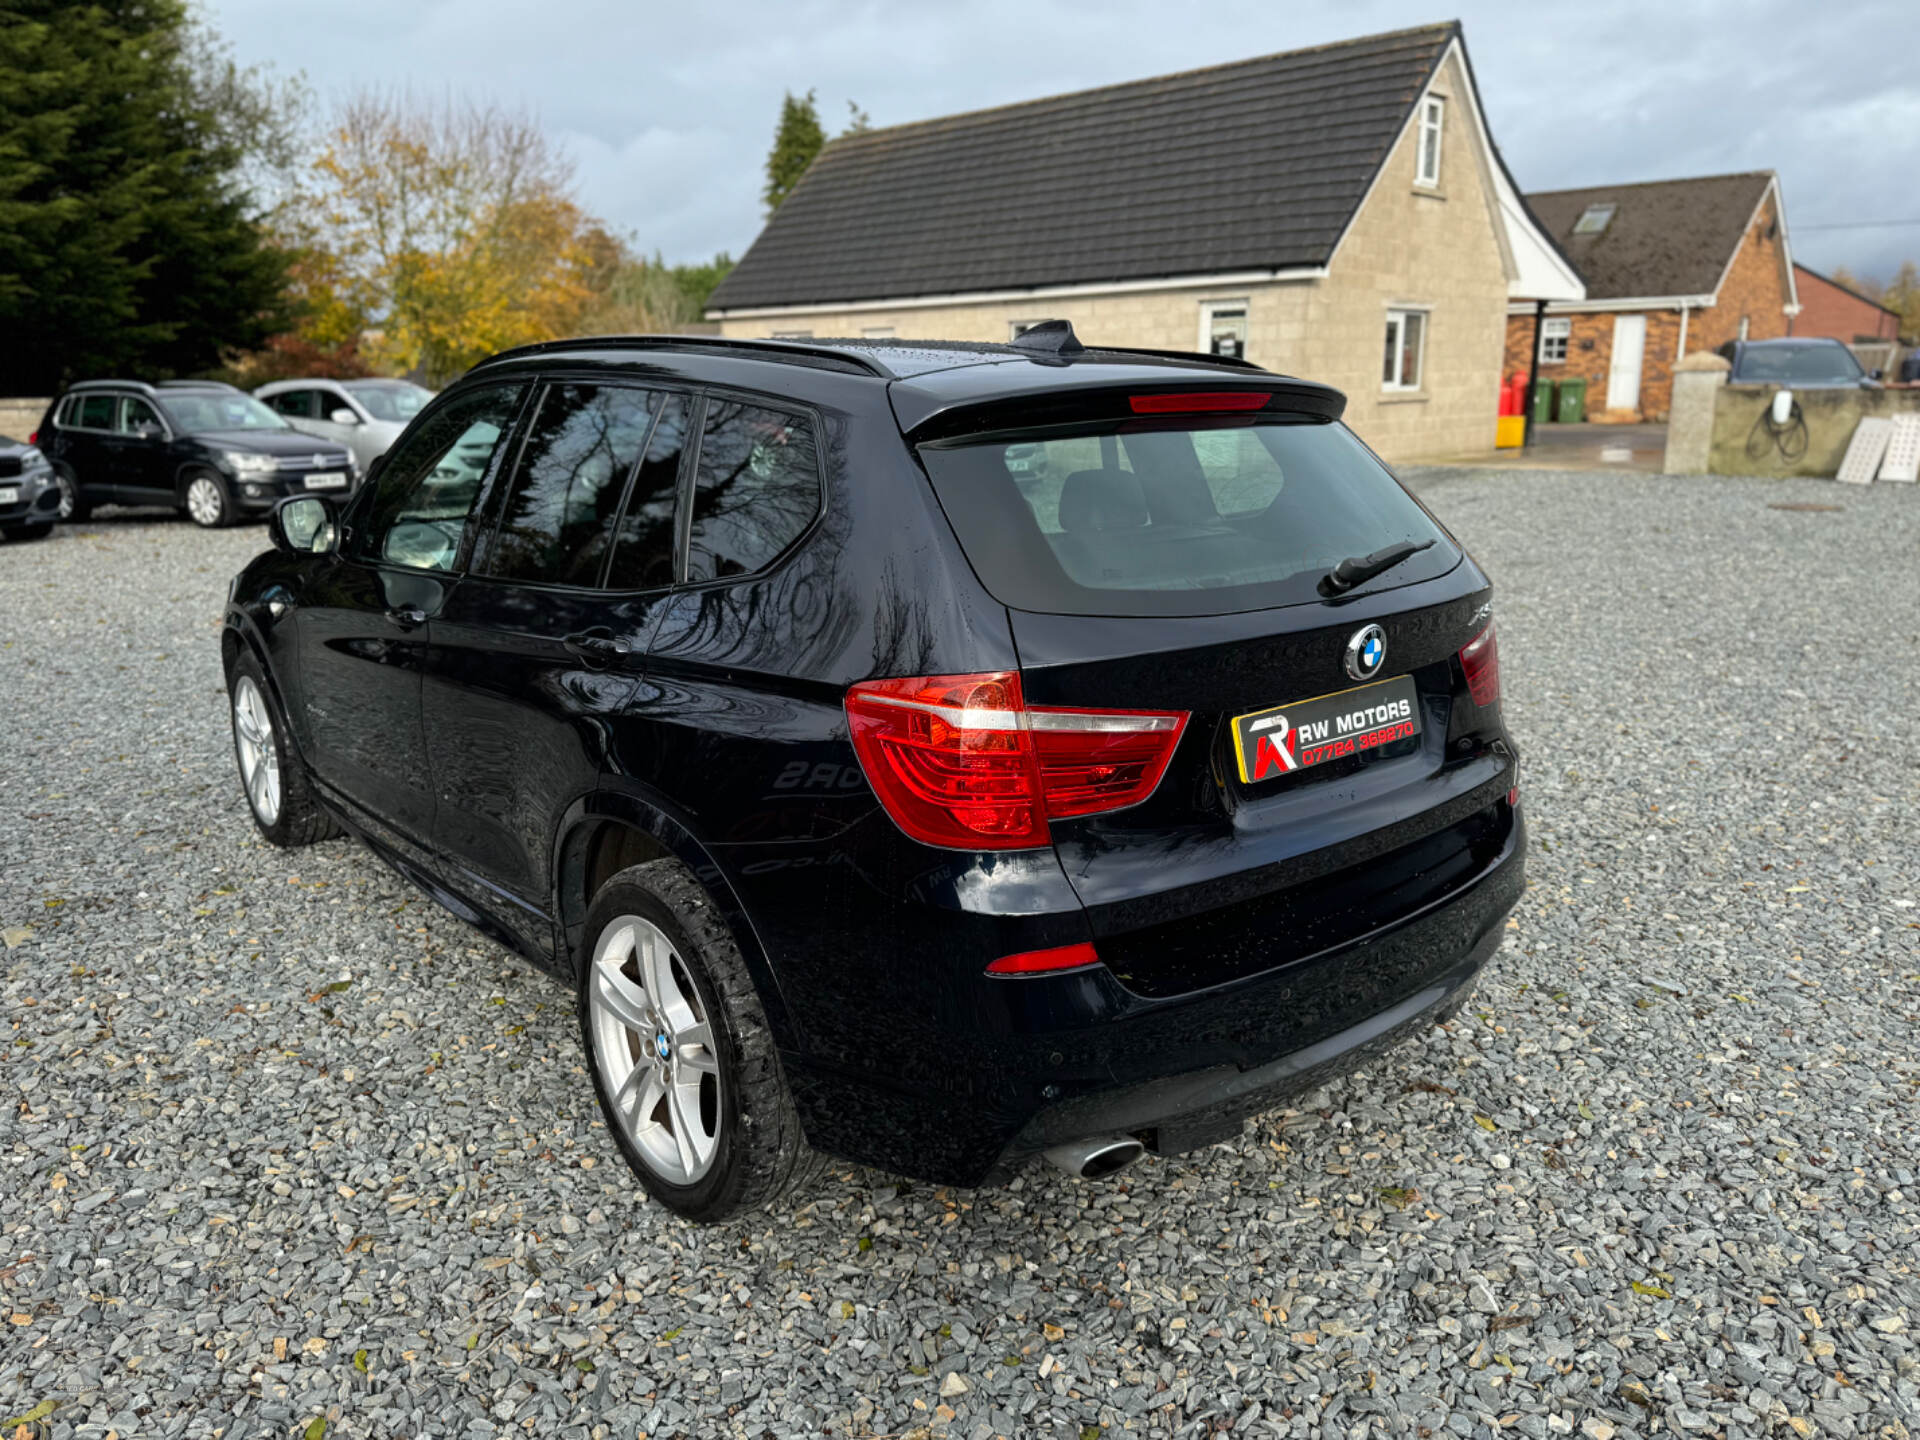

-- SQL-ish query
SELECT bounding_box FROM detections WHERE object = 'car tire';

[579,859,822,1222]
[2,523,52,541]
[227,651,340,847]
[52,466,89,522]
[183,468,234,528]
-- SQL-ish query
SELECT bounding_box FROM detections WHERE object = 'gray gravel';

[3,475,1918,1440]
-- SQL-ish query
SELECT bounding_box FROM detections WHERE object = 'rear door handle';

[565,630,631,665]
[384,606,427,629]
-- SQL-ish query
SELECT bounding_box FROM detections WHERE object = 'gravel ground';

[3,473,1918,1440]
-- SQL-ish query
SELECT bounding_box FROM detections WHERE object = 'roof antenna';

[1010,319,1085,361]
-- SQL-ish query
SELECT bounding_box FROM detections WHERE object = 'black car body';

[38,379,356,527]
[1719,337,1883,388]
[221,331,1523,1217]
[0,435,62,538]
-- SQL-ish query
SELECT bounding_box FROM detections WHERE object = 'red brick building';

[1503,172,1798,422]
[1790,263,1901,344]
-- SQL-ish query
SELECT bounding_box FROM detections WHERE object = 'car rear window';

[917,416,1455,616]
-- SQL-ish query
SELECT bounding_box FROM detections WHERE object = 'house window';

[1383,309,1427,391]
[1415,97,1443,187]
[1199,301,1249,360]
[1538,316,1570,364]
[1573,204,1615,235]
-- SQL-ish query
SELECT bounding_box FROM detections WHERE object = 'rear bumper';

[775,796,1524,1186]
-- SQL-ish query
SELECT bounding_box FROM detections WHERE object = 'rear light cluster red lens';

[844,671,1188,849]
[1127,391,1270,415]
[1459,623,1500,707]
[27,429,38,445]
[985,941,1102,976]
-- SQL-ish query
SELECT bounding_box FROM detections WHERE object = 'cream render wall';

[717,50,1509,462]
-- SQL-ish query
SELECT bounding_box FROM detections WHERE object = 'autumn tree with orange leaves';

[296,92,594,385]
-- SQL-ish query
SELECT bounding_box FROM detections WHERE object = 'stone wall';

[720,51,1511,462]
[1706,384,1920,478]
[0,398,51,440]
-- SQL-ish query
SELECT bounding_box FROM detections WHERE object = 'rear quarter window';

[918,416,1456,617]
[684,398,820,583]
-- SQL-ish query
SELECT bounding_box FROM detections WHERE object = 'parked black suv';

[222,328,1523,1220]
[38,379,355,527]
[0,434,61,539]
[1717,337,1883,388]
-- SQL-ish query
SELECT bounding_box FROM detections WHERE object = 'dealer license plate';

[0,487,18,505]
[304,471,348,491]
[1230,674,1421,784]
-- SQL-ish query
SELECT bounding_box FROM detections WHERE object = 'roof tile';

[710,24,1457,310]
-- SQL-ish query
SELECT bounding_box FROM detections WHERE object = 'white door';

[1606,314,1647,413]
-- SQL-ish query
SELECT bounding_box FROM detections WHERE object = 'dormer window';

[1573,203,1616,235]
[1415,97,1443,187]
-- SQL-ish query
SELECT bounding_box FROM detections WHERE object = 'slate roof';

[1525,172,1776,302]
[708,23,1460,312]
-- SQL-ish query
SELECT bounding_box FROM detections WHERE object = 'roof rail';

[68,378,155,392]
[157,379,242,391]
[470,333,895,379]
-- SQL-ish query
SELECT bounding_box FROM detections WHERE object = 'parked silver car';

[254,378,435,472]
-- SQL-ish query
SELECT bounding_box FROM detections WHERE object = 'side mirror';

[1869,369,1885,382]
[329,408,361,425]
[270,494,337,555]
[133,420,164,439]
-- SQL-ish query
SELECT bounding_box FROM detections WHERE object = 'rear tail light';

[1459,623,1500,707]
[985,941,1102,976]
[27,429,38,445]
[844,671,1188,849]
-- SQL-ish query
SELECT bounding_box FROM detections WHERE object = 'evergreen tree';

[763,90,826,216]
[0,1,290,393]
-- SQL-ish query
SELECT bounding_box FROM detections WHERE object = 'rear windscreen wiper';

[1317,539,1435,597]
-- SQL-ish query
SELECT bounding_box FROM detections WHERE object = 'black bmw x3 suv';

[222,326,1523,1221]
[38,379,355,527]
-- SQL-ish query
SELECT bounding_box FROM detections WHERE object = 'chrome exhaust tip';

[1042,1134,1146,1180]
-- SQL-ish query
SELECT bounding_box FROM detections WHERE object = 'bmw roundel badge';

[1345,624,1386,682]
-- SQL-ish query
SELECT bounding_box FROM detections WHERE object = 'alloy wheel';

[187,476,225,527]
[54,472,78,520]
[587,916,723,1185]
[232,675,281,825]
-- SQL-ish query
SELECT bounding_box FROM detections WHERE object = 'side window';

[119,397,164,435]
[604,393,690,591]
[684,399,820,583]
[268,391,311,418]
[77,394,116,429]
[350,384,524,573]
[482,383,658,588]
[315,390,352,421]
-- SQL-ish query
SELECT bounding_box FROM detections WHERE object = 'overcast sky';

[206,0,1920,283]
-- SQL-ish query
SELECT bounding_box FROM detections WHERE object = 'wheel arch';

[550,790,801,1055]
[221,611,302,755]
